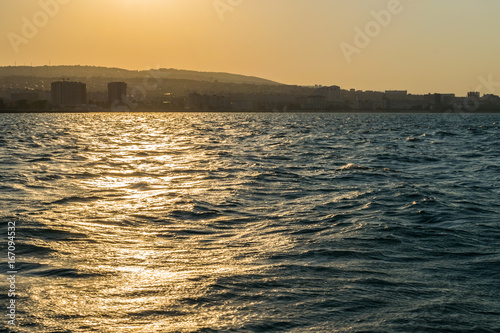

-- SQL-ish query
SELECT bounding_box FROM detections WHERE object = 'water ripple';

[0,113,499,332]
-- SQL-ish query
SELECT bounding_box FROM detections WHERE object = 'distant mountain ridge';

[0,65,282,86]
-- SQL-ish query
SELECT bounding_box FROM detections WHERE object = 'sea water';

[0,112,499,332]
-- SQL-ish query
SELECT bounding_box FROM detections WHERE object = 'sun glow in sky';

[1,0,500,95]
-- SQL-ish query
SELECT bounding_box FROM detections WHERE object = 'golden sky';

[1,0,500,95]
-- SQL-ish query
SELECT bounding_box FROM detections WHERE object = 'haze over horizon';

[2,0,500,96]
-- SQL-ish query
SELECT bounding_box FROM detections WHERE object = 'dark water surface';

[0,113,499,332]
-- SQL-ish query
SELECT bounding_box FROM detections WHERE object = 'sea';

[0,112,499,333]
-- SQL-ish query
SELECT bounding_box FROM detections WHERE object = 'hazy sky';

[1,0,499,95]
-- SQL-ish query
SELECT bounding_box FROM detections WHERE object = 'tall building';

[51,81,87,107]
[108,82,127,106]
[467,91,480,100]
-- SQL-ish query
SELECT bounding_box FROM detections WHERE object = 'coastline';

[1,109,500,114]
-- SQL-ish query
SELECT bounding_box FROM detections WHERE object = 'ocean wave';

[1,113,499,332]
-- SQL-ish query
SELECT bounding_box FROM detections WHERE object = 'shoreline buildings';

[0,69,497,111]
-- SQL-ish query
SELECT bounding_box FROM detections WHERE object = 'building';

[9,90,41,103]
[480,94,500,111]
[385,90,408,99]
[108,82,127,106]
[430,93,456,111]
[314,85,344,109]
[467,92,480,100]
[187,93,228,111]
[51,81,87,107]
[297,95,327,110]
[384,90,410,110]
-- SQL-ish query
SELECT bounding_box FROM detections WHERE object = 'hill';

[0,66,281,86]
